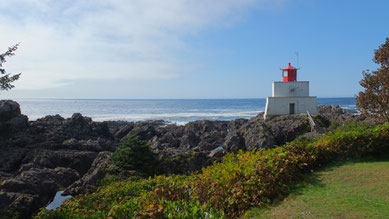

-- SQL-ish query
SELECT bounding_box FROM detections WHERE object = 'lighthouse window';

[283,71,288,77]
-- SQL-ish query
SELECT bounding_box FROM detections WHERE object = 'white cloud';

[0,0,287,91]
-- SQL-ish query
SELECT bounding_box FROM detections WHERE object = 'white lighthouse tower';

[264,63,318,120]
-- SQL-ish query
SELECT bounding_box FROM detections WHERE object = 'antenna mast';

[295,52,300,69]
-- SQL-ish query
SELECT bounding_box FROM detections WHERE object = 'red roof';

[283,62,296,70]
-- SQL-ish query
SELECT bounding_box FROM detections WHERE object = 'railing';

[306,111,316,132]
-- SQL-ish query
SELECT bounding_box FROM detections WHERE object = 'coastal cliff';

[0,100,365,218]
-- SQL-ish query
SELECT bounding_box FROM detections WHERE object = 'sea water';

[14,98,356,124]
[45,191,71,210]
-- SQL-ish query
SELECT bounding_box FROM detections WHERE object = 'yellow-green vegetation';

[243,156,389,218]
[35,122,389,218]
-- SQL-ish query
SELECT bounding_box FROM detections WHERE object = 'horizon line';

[5,97,357,101]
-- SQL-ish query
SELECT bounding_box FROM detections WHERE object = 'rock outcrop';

[0,167,79,218]
[63,151,115,196]
[0,100,28,134]
[0,103,118,218]
[0,101,363,218]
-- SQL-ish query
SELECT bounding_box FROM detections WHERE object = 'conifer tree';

[0,44,21,92]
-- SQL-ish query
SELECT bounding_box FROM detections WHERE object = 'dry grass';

[243,156,389,219]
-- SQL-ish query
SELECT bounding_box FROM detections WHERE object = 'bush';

[36,123,389,218]
[328,121,341,131]
[111,135,158,176]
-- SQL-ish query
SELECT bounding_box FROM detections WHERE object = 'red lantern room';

[282,62,297,82]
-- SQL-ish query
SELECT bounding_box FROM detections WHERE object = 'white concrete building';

[264,63,318,119]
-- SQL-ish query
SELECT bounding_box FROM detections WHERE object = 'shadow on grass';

[243,153,389,218]
[289,154,389,196]
[294,153,389,191]
[318,153,389,172]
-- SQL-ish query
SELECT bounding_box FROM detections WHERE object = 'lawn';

[243,156,389,219]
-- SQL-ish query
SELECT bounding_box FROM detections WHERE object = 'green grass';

[243,156,389,219]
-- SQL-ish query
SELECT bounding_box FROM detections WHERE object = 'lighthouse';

[264,63,318,119]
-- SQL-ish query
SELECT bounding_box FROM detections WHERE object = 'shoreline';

[0,100,363,218]
[7,97,357,123]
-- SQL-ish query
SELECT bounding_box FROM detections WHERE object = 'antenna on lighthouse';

[295,52,300,69]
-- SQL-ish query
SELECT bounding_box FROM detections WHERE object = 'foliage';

[333,120,371,132]
[328,120,341,131]
[36,123,389,218]
[357,38,389,122]
[0,44,21,92]
[35,175,224,219]
[111,135,159,176]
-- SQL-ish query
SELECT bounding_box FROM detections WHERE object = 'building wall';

[272,81,309,97]
[264,96,318,119]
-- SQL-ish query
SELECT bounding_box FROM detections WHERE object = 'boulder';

[0,167,79,218]
[63,151,114,196]
[266,114,311,145]
[158,151,212,175]
[318,105,347,114]
[223,133,246,152]
[0,192,40,218]
[36,114,65,125]
[62,138,116,152]
[0,103,118,217]
[0,100,28,133]
[318,105,360,125]
[0,147,29,173]
[224,115,274,151]
[63,113,111,139]
[1,167,78,194]
[150,120,229,154]
[6,115,28,131]
[114,124,134,139]
[223,114,311,152]
[21,149,98,175]
[0,100,21,121]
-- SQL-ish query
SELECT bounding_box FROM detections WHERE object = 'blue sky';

[1,0,388,99]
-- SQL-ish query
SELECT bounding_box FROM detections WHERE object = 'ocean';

[14,98,357,125]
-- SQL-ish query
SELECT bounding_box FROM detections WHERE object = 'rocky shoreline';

[0,100,367,218]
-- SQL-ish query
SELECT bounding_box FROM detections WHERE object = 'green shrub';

[328,121,341,131]
[336,120,371,132]
[36,123,389,218]
[329,120,371,133]
[111,135,158,176]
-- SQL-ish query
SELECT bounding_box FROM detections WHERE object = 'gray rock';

[63,151,114,196]
[208,148,226,158]
[0,100,28,134]
[0,167,79,218]
[21,149,97,175]
[318,105,347,114]
[36,114,64,125]
[318,105,361,125]
[62,138,116,152]
[0,147,28,173]
[114,124,134,139]
[223,133,246,152]
[0,100,21,121]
